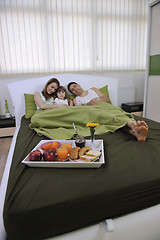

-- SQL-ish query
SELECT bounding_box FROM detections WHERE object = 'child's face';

[57,91,65,100]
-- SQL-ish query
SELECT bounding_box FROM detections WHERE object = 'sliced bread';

[86,150,101,158]
[80,155,97,162]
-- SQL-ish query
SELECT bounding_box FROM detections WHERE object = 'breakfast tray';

[22,139,105,168]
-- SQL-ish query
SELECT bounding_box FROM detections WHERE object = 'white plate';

[22,139,105,168]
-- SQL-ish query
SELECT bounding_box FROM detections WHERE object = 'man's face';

[69,84,82,96]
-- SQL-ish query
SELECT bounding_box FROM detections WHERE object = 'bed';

[0,73,160,240]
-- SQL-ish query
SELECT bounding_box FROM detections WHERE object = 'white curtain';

[0,0,153,75]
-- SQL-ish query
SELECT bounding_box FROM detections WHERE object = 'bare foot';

[127,120,148,141]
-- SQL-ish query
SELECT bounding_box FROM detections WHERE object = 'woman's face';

[47,82,58,95]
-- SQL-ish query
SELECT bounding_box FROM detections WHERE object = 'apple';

[43,149,56,161]
[29,150,42,161]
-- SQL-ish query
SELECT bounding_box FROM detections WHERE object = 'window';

[0,0,154,75]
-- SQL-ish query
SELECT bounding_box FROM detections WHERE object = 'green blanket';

[29,102,134,139]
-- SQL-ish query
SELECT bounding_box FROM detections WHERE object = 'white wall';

[0,71,145,115]
[85,71,145,106]
[0,74,44,115]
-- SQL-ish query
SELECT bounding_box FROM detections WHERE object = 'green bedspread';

[29,102,134,139]
[3,115,160,240]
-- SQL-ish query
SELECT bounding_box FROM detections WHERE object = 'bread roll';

[78,146,91,158]
[69,147,80,160]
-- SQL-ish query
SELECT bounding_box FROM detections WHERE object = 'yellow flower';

[86,122,99,128]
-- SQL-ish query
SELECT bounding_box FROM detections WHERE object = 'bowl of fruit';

[40,141,61,151]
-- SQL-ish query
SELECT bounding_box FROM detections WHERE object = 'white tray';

[22,140,105,168]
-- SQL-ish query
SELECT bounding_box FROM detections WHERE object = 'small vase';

[5,113,11,118]
[90,127,95,146]
[5,100,10,114]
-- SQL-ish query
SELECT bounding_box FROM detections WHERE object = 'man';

[67,82,109,106]
[67,82,148,141]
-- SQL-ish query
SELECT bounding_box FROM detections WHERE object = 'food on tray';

[79,149,101,162]
[79,155,97,162]
[27,141,102,163]
[43,149,56,161]
[40,141,61,151]
[29,150,42,161]
[50,141,59,150]
[42,143,52,150]
[78,146,91,157]
[75,135,85,148]
[69,146,101,162]
[57,147,68,161]
[61,143,72,153]
[69,147,80,160]
[86,150,101,158]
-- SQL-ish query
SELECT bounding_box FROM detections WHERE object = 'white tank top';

[76,89,99,105]
[55,98,68,105]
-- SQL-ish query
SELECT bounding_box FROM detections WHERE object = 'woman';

[34,78,68,109]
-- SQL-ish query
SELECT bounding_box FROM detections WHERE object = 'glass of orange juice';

[61,143,72,154]
[57,147,68,161]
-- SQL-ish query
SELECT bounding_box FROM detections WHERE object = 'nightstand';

[121,102,143,117]
[0,115,16,137]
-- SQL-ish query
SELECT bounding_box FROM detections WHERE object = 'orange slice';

[50,141,59,150]
[42,143,52,150]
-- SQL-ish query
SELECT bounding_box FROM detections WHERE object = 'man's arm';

[73,97,78,106]
[89,87,109,105]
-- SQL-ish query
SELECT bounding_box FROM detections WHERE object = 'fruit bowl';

[40,141,61,151]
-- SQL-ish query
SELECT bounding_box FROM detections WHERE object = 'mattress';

[3,116,160,240]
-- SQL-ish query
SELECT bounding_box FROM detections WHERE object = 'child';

[54,86,73,107]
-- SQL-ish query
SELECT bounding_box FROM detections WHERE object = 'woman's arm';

[34,92,58,109]
[89,87,109,105]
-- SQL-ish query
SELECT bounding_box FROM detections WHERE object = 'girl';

[54,86,73,107]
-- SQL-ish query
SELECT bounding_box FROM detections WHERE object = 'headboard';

[7,73,118,127]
